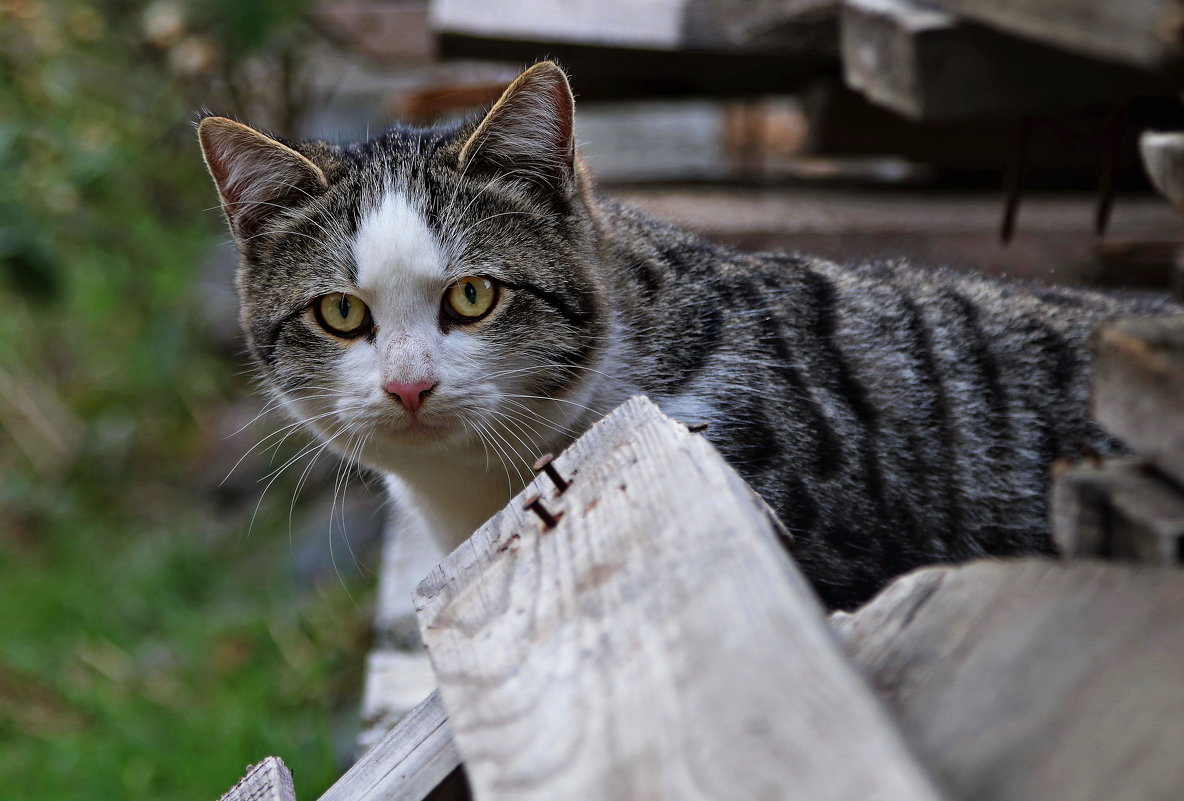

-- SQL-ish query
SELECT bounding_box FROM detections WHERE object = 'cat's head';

[198,62,609,472]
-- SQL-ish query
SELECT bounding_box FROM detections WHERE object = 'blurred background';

[2,0,1183,799]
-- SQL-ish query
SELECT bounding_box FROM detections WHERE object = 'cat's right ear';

[198,116,329,242]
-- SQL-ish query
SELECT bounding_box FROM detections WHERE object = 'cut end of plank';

[217,756,295,801]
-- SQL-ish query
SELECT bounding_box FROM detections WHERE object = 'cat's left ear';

[198,116,329,242]
[458,61,576,199]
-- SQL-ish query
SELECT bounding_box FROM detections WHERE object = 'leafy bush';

[0,3,368,799]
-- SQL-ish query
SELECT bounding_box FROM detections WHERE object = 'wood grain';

[840,0,1157,120]
[318,691,464,801]
[218,757,296,801]
[927,0,1184,70]
[431,0,836,53]
[1092,316,1184,484]
[415,397,944,801]
[1052,457,1184,564]
[835,559,1184,801]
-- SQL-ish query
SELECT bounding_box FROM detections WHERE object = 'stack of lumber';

[839,0,1176,122]
[219,395,1184,801]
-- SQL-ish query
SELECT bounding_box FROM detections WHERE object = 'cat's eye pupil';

[442,275,497,324]
[315,292,370,338]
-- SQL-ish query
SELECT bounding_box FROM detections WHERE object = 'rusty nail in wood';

[532,453,570,493]
[686,422,709,433]
[524,493,560,528]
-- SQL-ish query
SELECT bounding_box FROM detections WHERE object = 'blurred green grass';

[0,2,372,798]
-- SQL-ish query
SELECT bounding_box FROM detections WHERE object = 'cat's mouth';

[381,413,455,443]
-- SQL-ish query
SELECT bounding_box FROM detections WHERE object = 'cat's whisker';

[490,414,547,472]
[502,393,604,418]
[496,400,582,441]
[480,416,534,481]
[327,427,375,589]
[244,417,351,541]
[288,433,356,597]
[253,402,373,478]
[471,418,518,499]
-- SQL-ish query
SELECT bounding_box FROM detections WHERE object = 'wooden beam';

[318,691,465,801]
[927,0,1184,71]
[1092,316,1184,485]
[218,757,296,801]
[430,0,836,53]
[415,397,945,801]
[834,559,1184,801]
[840,0,1160,120]
[429,0,838,99]
[1051,457,1184,563]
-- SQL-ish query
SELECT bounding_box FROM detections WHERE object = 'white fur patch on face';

[353,190,447,309]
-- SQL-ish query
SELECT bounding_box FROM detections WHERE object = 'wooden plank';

[840,0,1159,120]
[1052,457,1184,563]
[430,0,835,53]
[834,559,1184,801]
[928,0,1184,70]
[219,757,296,801]
[431,0,689,50]
[415,397,944,801]
[319,691,465,801]
[1092,316,1184,484]
[429,0,837,99]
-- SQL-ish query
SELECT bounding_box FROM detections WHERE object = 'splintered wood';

[218,757,295,801]
[834,560,1184,801]
[414,397,943,801]
[318,691,463,801]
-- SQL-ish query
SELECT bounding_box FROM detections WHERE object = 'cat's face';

[199,63,609,475]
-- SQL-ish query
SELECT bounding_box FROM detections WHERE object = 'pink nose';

[384,379,437,412]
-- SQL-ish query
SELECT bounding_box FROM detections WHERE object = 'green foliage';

[0,2,369,799]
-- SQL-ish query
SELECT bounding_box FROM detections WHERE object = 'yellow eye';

[315,293,371,337]
[443,276,498,322]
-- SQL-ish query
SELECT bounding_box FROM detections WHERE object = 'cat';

[198,61,1172,610]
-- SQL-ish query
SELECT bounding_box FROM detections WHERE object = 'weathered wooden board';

[833,559,1184,801]
[429,0,838,99]
[1092,315,1184,484]
[430,0,835,53]
[840,0,1158,120]
[1052,457,1184,563]
[219,757,296,801]
[928,0,1184,70]
[318,691,464,801]
[415,397,944,801]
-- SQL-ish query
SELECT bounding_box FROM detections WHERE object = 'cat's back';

[601,199,1174,607]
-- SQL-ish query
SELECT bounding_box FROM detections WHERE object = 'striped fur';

[200,63,1175,609]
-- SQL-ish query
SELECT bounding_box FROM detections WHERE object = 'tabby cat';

[199,61,1169,609]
